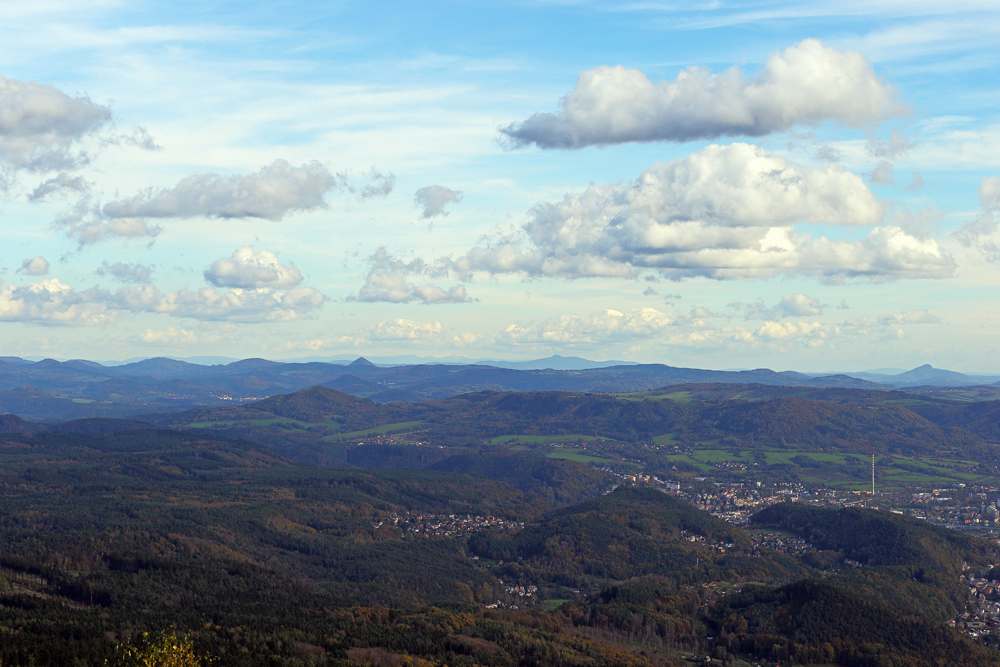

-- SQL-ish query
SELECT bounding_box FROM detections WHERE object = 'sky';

[1,0,999,372]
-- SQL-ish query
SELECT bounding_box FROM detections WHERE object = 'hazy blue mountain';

[842,364,1000,387]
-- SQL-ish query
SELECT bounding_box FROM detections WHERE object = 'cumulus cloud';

[887,204,943,238]
[0,279,116,326]
[95,260,153,284]
[445,143,952,282]
[501,40,898,149]
[54,161,394,246]
[17,256,50,276]
[0,278,324,326]
[0,74,112,185]
[204,246,302,289]
[352,247,469,305]
[102,160,341,221]
[414,185,463,218]
[729,293,823,320]
[147,286,325,322]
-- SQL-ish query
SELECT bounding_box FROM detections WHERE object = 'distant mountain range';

[834,364,1000,387]
[78,353,638,370]
[0,354,996,422]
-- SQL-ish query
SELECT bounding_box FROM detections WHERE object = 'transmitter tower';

[871,453,875,498]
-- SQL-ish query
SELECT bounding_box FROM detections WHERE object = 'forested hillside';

[0,382,999,665]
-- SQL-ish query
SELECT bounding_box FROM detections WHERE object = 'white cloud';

[729,293,824,320]
[0,279,116,326]
[95,260,153,284]
[414,185,463,218]
[0,278,324,326]
[146,286,325,322]
[501,39,899,149]
[352,247,469,304]
[496,308,684,346]
[17,256,50,276]
[0,74,111,183]
[55,161,395,245]
[139,327,201,346]
[493,305,943,352]
[877,309,941,325]
[448,143,951,282]
[365,319,445,342]
[272,338,331,353]
[203,246,302,289]
[101,159,341,221]
[55,197,163,246]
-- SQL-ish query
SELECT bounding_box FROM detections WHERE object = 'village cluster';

[373,512,523,537]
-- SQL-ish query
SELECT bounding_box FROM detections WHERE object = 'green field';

[546,449,612,463]
[490,434,609,445]
[659,447,991,488]
[189,416,315,428]
[329,420,426,439]
[541,598,571,611]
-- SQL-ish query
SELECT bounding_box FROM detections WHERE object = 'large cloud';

[0,279,324,325]
[352,247,469,304]
[0,279,116,326]
[0,74,112,182]
[204,246,302,289]
[146,286,324,322]
[102,160,342,221]
[58,160,394,245]
[501,40,898,149]
[448,143,952,282]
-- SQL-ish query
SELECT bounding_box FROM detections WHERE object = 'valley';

[1,362,1000,665]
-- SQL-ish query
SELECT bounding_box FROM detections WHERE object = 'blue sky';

[1,0,999,371]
